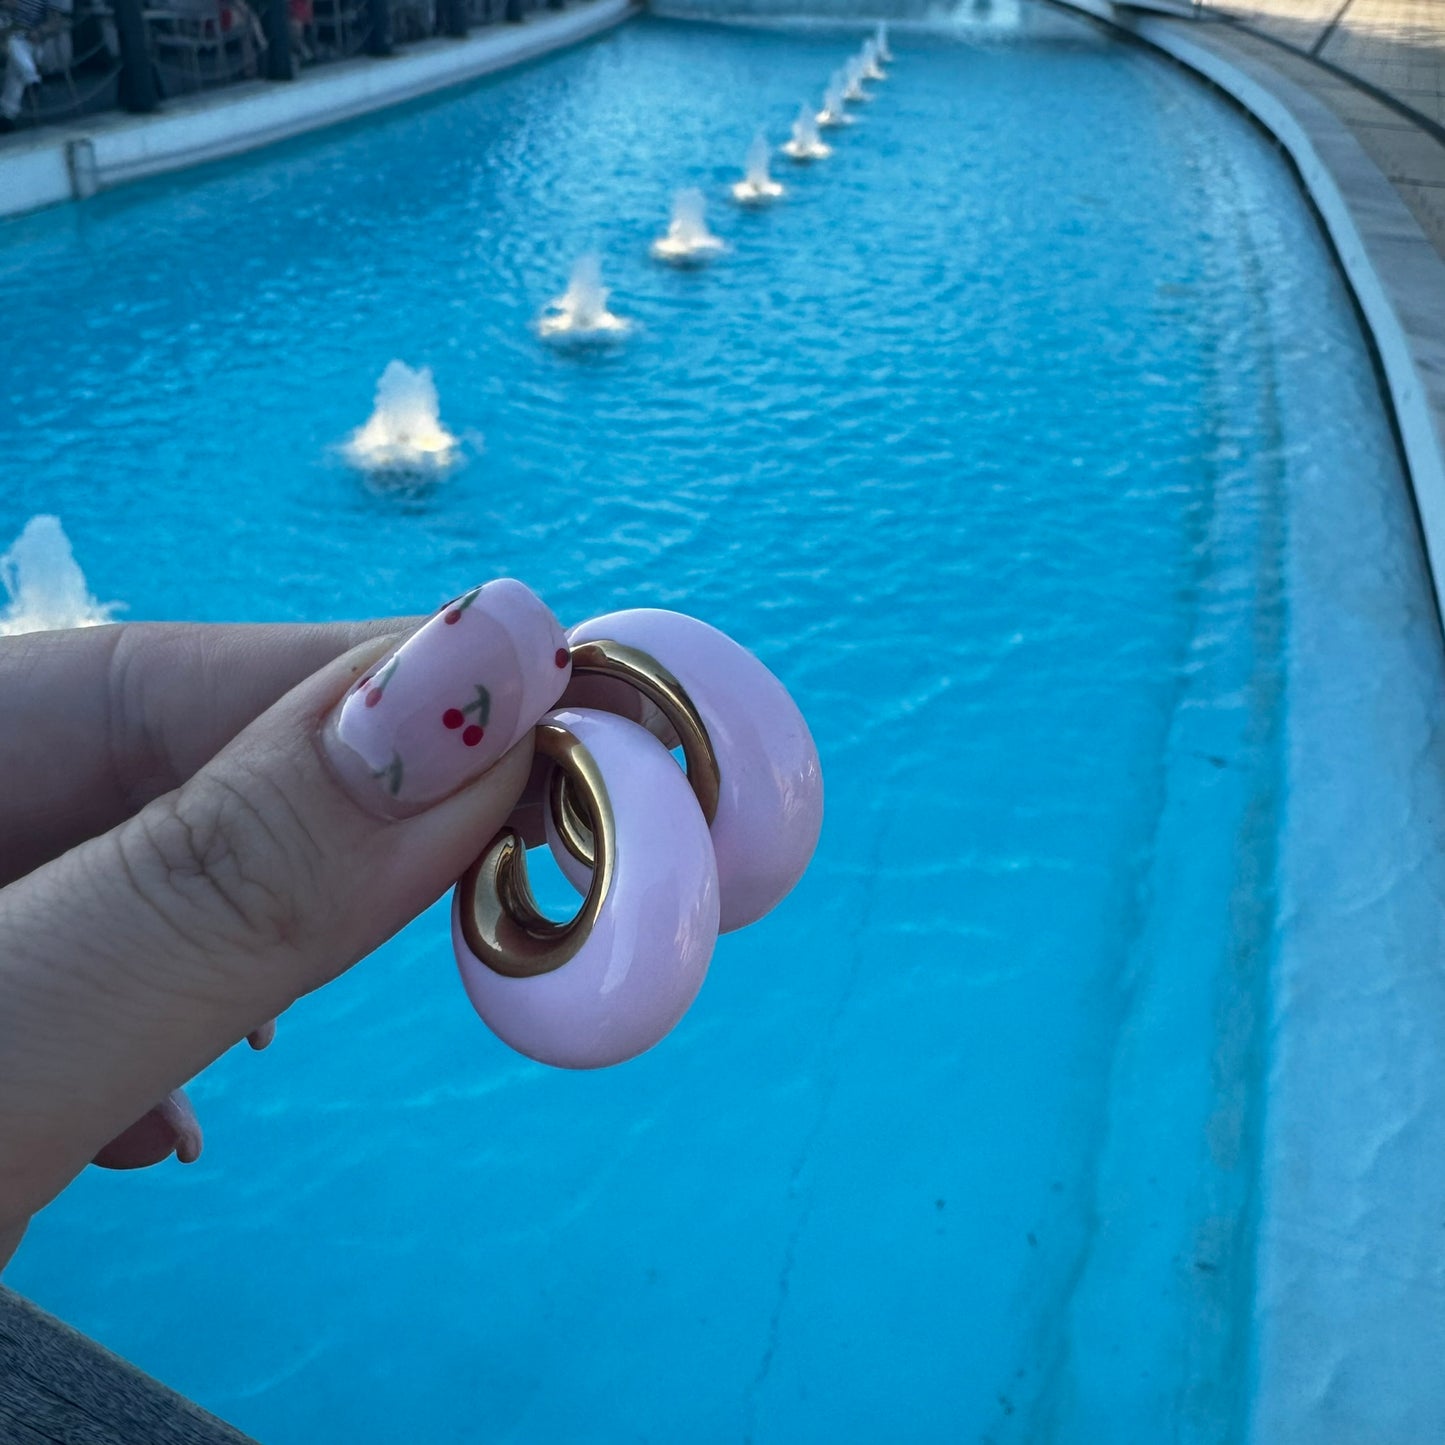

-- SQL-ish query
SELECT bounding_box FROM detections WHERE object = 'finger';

[247,1019,277,1051]
[502,669,675,849]
[505,749,554,849]
[93,1014,268,1179]
[0,1219,25,1273]
[0,581,572,1231]
[100,1021,272,1170]
[0,617,421,887]
[92,1089,203,1171]
[95,1020,272,1175]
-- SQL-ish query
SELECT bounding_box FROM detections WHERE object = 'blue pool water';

[0,7,1413,1441]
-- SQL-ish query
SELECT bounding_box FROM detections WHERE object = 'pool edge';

[1043,2,1445,631]
[1050,5,1445,1442]
[0,0,639,220]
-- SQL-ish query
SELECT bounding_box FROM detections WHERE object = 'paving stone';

[1201,0,1444,129]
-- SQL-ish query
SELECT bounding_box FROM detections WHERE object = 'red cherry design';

[462,725,484,747]
[443,708,464,730]
[365,688,383,708]
[444,609,461,625]
[555,647,569,669]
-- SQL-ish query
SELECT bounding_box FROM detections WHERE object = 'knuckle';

[106,625,176,808]
[121,769,320,952]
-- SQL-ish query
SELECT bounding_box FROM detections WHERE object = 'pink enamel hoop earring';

[546,634,719,864]
[453,707,720,1070]
[558,610,824,934]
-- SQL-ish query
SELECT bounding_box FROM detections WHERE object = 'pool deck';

[0,0,636,220]
[1206,0,1443,131]
[1131,0,1445,247]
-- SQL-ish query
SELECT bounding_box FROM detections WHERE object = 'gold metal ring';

[551,638,719,867]
[458,721,615,978]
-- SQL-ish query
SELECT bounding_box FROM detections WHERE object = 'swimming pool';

[0,6,1429,1441]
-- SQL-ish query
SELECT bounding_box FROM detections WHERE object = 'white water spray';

[732,131,784,205]
[538,254,632,341]
[343,361,460,474]
[816,71,853,128]
[651,188,727,265]
[842,55,871,102]
[0,515,119,636]
[781,103,832,160]
[859,36,886,82]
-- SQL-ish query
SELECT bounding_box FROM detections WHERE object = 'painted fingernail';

[161,1090,204,1166]
[324,579,572,817]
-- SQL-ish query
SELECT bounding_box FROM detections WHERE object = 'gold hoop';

[551,638,719,868]
[458,721,615,978]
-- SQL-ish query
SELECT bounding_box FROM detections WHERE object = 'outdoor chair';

[310,0,367,59]
[389,0,431,43]
[144,0,263,92]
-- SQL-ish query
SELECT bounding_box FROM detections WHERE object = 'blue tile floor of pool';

[0,7,1411,1442]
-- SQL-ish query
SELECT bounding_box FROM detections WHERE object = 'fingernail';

[323,579,572,817]
[160,1090,204,1165]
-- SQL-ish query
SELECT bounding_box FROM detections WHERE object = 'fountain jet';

[651,188,727,266]
[859,37,886,81]
[816,72,853,128]
[732,131,785,206]
[343,360,460,475]
[0,515,119,636]
[842,55,871,103]
[537,254,631,342]
[874,21,893,63]
[781,104,832,161]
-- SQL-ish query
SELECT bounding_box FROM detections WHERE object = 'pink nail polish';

[324,579,572,816]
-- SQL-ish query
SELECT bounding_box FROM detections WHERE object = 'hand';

[0,582,572,1270]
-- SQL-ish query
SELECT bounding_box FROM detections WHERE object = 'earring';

[454,707,720,1069]
[452,610,822,1070]
[557,609,823,934]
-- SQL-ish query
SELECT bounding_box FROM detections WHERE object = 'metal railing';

[0,0,560,133]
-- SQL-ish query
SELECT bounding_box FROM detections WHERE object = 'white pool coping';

[1054,4,1445,1442]
[0,0,637,219]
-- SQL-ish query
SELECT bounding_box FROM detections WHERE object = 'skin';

[0,618,548,1273]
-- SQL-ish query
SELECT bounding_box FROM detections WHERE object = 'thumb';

[0,581,572,1225]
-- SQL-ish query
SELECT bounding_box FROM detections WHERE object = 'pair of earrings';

[452,607,824,1069]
